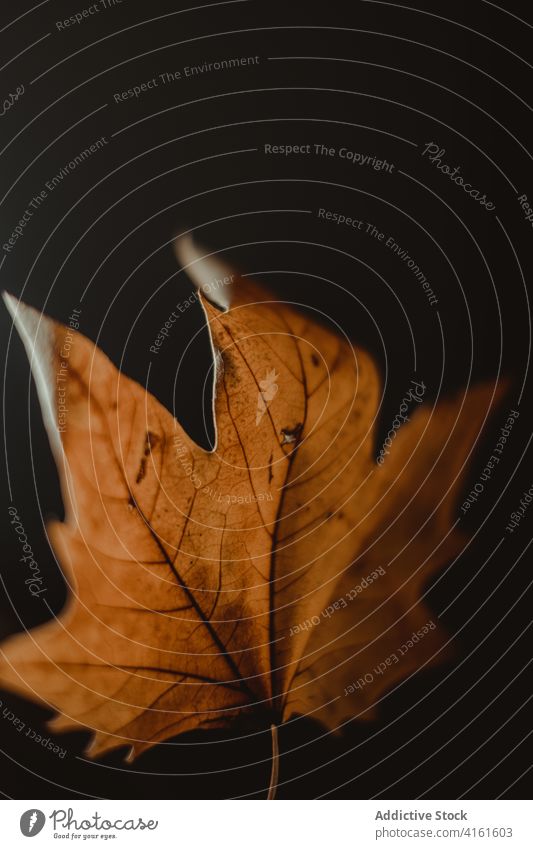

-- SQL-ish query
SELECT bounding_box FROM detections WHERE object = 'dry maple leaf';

[0,240,501,794]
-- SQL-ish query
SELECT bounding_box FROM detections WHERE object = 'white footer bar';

[2,799,531,848]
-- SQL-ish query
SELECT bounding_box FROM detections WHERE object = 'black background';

[0,0,532,799]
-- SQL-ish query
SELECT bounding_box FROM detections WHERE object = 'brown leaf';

[0,245,503,761]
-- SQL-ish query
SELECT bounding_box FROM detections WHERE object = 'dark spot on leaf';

[136,458,147,484]
[220,351,237,383]
[280,423,303,446]
[144,431,159,456]
[311,354,320,366]
[136,432,159,484]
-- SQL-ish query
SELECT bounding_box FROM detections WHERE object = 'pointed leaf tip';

[174,234,235,311]
[3,295,62,457]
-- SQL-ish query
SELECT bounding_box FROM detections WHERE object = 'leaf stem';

[267,724,279,800]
